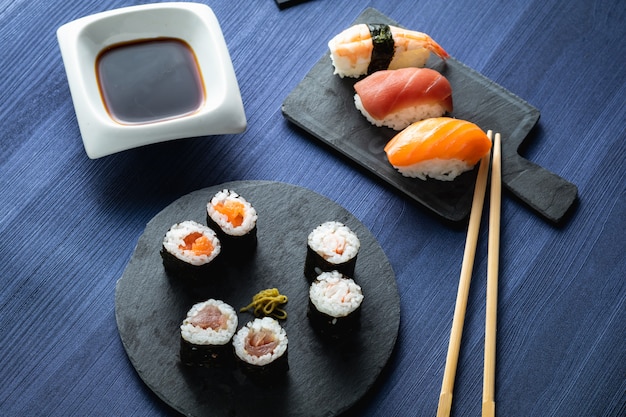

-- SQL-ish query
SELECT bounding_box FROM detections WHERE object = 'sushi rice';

[354,93,449,131]
[395,158,473,181]
[307,221,360,265]
[162,220,221,266]
[309,271,364,319]
[207,189,257,237]
[232,317,288,367]
[180,299,238,346]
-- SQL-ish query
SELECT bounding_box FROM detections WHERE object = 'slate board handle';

[503,154,578,224]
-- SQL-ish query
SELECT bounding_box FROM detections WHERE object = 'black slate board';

[282,8,577,224]
[115,180,400,417]
[274,0,312,10]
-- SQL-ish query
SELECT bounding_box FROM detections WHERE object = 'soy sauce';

[96,38,205,124]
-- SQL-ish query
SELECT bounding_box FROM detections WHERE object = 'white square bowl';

[57,2,246,159]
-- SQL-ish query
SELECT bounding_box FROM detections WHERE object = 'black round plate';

[115,180,400,417]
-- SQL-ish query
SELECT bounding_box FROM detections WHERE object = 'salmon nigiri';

[384,117,492,181]
[354,67,453,130]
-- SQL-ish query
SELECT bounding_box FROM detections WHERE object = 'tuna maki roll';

[232,317,288,377]
[206,189,258,258]
[304,221,360,281]
[308,271,364,338]
[180,299,238,367]
[160,220,222,282]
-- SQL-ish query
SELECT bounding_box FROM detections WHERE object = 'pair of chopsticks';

[436,130,501,417]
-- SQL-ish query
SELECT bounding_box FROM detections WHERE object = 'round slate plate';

[115,180,400,417]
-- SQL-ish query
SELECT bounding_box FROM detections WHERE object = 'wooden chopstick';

[436,130,493,417]
[483,132,501,417]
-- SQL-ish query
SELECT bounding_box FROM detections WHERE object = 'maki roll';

[180,299,238,367]
[160,220,222,281]
[232,317,289,377]
[206,189,258,257]
[308,271,364,338]
[305,221,360,281]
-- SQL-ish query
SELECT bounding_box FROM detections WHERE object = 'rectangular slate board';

[282,8,576,223]
[275,0,312,10]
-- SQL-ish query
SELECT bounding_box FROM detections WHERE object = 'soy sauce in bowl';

[96,38,205,124]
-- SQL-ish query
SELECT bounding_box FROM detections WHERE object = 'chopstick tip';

[482,401,495,417]
[436,392,453,417]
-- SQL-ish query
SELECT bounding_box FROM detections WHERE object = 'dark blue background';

[1,1,624,416]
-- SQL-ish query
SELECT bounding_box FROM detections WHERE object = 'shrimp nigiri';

[384,117,492,181]
[328,23,449,78]
[354,67,453,130]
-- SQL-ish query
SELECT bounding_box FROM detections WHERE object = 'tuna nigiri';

[384,117,492,181]
[328,23,449,78]
[354,67,453,130]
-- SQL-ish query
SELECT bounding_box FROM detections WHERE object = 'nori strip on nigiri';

[367,24,395,74]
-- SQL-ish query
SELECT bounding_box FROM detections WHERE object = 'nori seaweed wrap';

[180,299,238,367]
[160,220,223,283]
[308,271,364,339]
[304,221,360,281]
[206,189,258,259]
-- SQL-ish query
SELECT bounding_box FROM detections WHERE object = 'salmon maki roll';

[328,23,449,78]
[160,220,222,281]
[354,67,453,130]
[384,117,492,181]
[206,189,258,258]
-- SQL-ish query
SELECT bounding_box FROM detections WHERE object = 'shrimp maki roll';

[305,221,360,281]
[232,317,289,377]
[328,23,449,78]
[206,189,258,258]
[180,299,238,367]
[160,220,222,282]
[308,271,364,338]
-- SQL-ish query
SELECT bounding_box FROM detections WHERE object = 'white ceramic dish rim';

[57,2,246,159]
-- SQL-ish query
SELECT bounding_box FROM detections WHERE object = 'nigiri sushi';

[354,67,453,130]
[384,117,492,181]
[328,23,449,78]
